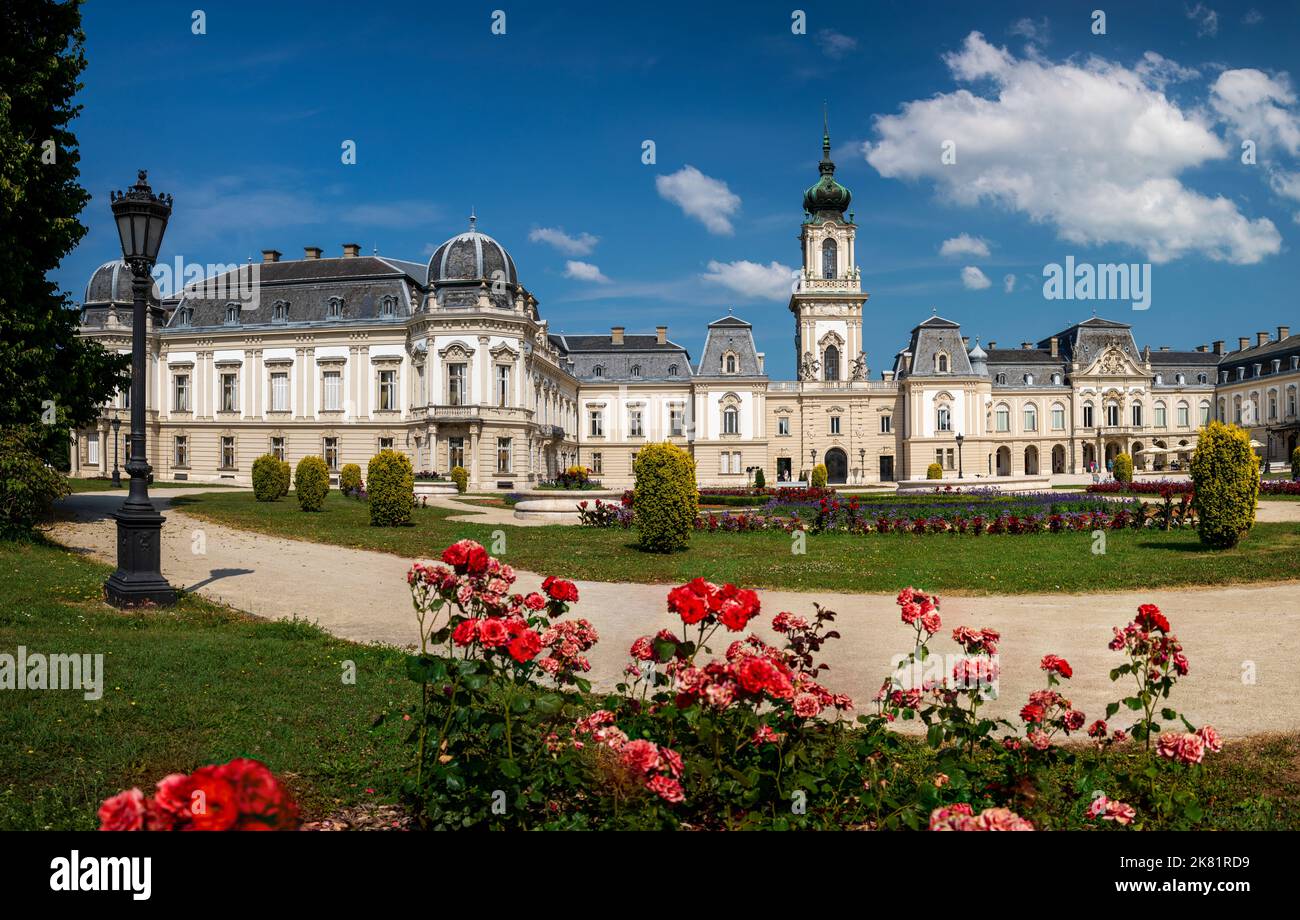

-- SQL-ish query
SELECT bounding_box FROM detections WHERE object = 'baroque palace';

[72,129,1300,489]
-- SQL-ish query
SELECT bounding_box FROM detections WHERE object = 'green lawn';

[171,491,1300,595]
[66,476,234,493]
[0,539,409,830]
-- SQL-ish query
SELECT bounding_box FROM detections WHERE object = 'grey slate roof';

[428,228,518,286]
[1043,317,1139,366]
[550,333,692,382]
[84,260,161,305]
[1217,333,1300,378]
[697,315,765,377]
[904,317,974,377]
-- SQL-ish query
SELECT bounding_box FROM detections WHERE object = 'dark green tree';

[0,0,128,464]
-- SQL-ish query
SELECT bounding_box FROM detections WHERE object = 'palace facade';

[71,129,1300,488]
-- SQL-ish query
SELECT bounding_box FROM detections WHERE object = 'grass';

[66,476,230,493]
[172,490,1300,595]
[0,538,410,830]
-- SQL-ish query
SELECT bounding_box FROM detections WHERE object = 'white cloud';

[940,233,991,257]
[816,29,858,59]
[1009,17,1049,44]
[1243,9,1263,26]
[1134,51,1200,90]
[864,31,1281,265]
[1210,69,1300,157]
[962,266,992,290]
[700,259,796,300]
[529,226,599,256]
[1186,4,1219,37]
[1003,273,1017,293]
[563,260,610,283]
[656,166,741,235]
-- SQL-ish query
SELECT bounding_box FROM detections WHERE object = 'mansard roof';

[549,332,692,382]
[903,315,974,377]
[697,314,764,377]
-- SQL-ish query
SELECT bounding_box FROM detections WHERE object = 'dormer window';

[327,296,344,319]
[224,303,241,325]
[593,364,604,378]
[175,307,192,328]
[1175,373,1185,385]
[668,364,679,377]
[272,300,289,323]
[630,364,641,379]
[1272,358,1282,374]
[996,373,1007,385]
[1154,374,1163,385]
[379,295,396,318]
[723,353,738,374]
[1023,373,1034,385]
[1051,373,1062,385]
[1197,373,1208,384]
[935,353,949,374]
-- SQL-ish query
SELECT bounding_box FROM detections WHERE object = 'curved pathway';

[49,490,1300,738]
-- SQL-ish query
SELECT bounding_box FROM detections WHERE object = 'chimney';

[961,336,970,349]
[1021,342,1032,350]
[757,352,765,374]
[987,341,997,350]
[1257,331,1270,347]
[1279,325,1291,341]
[1159,345,1171,352]
[1049,336,1059,358]
[1196,345,1207,353]
[656,325,667,345]
[342,243,361,258]
[1213,340,1225,355]
[261,249,281,264]
[1238,336,1250,352]
[610,326,624,346]
[304,246,323,260]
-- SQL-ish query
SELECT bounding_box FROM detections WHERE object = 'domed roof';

[803,116,852,222]
[84,260,160,305]
[967,338,988,360]
[427,217,518,287]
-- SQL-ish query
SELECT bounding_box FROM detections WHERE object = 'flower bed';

[1260,479,1300,495]
[1088,479,1193,495]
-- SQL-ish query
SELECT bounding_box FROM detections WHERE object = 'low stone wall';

[512,489,622,523]
[414,481,458,496]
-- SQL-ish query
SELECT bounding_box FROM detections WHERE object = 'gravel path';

[48,490,1300,737]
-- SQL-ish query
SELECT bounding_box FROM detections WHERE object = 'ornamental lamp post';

[104,170,176,607]
[956,432,965,479]
[111,416,121,487]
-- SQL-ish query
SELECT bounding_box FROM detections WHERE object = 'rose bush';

[98,758,299,831]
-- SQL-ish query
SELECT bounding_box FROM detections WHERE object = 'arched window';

[1051,402,1065,429]
[667,364,678,377]
[593,365,604,378]
[327,297,343,319]
[379,295,395,318]
[935,353,949,373]
[1023,373,1034,385]
[1175,373,1185,385]
[1105,402,1120,426]
[1023,404,1038,431]
[936,405,951,431]
[821,238,837,280]
[996,373,1007,385]
[1051,373,1062,385]
[630,365,641,379]
[1083,401,1095,427]
[723,352,737,374]
[1154,401,1167,427]
[823,344,840,381]
[722,406,739,435]
[1197,373,1208,384]
[272,300,289,322]
[224,303,241,325]
[1131,402,1143,427]
[995,404,1010,432]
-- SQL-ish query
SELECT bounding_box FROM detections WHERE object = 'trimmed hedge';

[450,466,468,494]
[926,462,943,480]
[810,464,828,489]
[278,460,291,497]
[340,463,362,495]
[1113,452,1133,484]
[0,427,70,538]
[753,468,766,489]
[632,442,697,553]
[1189,421,1258,548]
[1292,446,1300,480]
[367,450,414,527]
[294,455,330,512]
[251,454,283,502]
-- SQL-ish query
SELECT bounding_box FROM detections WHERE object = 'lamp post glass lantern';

[104,170,175,607]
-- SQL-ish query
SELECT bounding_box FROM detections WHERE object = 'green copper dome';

[803,112,852,223]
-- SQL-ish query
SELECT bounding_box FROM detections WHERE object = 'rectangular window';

[447,363,466,406]
[1155,405,1167,428]
[629,409,643,438]
[721,453,732,475]
[881,415,892,434]
[670,407,684,437]
[174,436,189,468]
[591,452,602,475]
[220,373,238,412]
[778,416,790,436]
[174,374,190,412]
[1052,407,1065,429]
[1131,404,1143,427]
[323,437,339,471]
[270,436,285,461]
[935,448,945,469]
[271,372,289,412]
[1202,403,1212,425]
[496,365,510,407]
[1177,405,1189,428]
[378,437,394,451]
[1289,392,1297,417]
[1083,405,1094,427]
[995,407,1009,432]
[589,410,604,437]
[497,437,512,474]
[220,436,236,469]
[448,437,464,470]
[946,448,955,470]
[1106,404,1120,427]
[936,408,951,432]
[323,371,342,411]
[830,415,841,435]
[87,432,99,465]
[378,369,397,411]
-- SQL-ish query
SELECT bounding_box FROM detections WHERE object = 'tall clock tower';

[789,111,869,382]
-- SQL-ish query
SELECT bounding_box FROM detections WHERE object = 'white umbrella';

[1249,439,1266,449]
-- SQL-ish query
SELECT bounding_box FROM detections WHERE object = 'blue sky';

[58,0,1300,377]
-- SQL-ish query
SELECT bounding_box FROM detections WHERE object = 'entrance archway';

[996,446,1011,476]
[1105,441,1123,468]
[1051,444,1066,474]
[824,447,848,484]
[1024,445,1039,476]
[1082,442,1096,471]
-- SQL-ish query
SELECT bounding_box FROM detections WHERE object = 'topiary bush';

[632,442,698,553]
[0,427,71,539]
[810,464,828,489]
[367,450,414,527]
[451,465,468,494]
[251,453,283,502]
[1292,446,1300,480]
[278,460,291,497]
[1113,452,1133,484]
[926,462,943,480]
[339,463,362,495]
[1189,421,1259,548]
[294,455,330,512]
[753,467,766,489]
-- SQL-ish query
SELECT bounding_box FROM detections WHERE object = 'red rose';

[220,758,299,831]
[667,584,708,625]
[1040,654,1073,679]
[1136,604,1170,632]
[150,773,195,829]
[1020,703,1045,724]
[452,619,479,646]
[717,588,760,631]
[442,539,489,575]
[523,592,547,611]
[508,630,543,663]
[541,576,579,603]
[478,618,510,647]
[98,788,147,831]
[186,765,240,831]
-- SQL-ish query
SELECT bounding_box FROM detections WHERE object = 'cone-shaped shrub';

[1190,421,1258,548]
[1113,452,1133,484]
[252,453,283,502]
[340,463,362,495]
[926,462,943,480]
[810,464,828,489]
[278,460,291,497]
[753,467,766,489]
[367,450,414,526]
[294,455,330,512]
[451,465,468,494]
[633,442,697,553]
[1291,446,1300,480]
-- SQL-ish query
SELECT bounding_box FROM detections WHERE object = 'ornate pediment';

[1083,345,1145,379]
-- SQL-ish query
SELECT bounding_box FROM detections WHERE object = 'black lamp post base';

[105,509,176,607]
